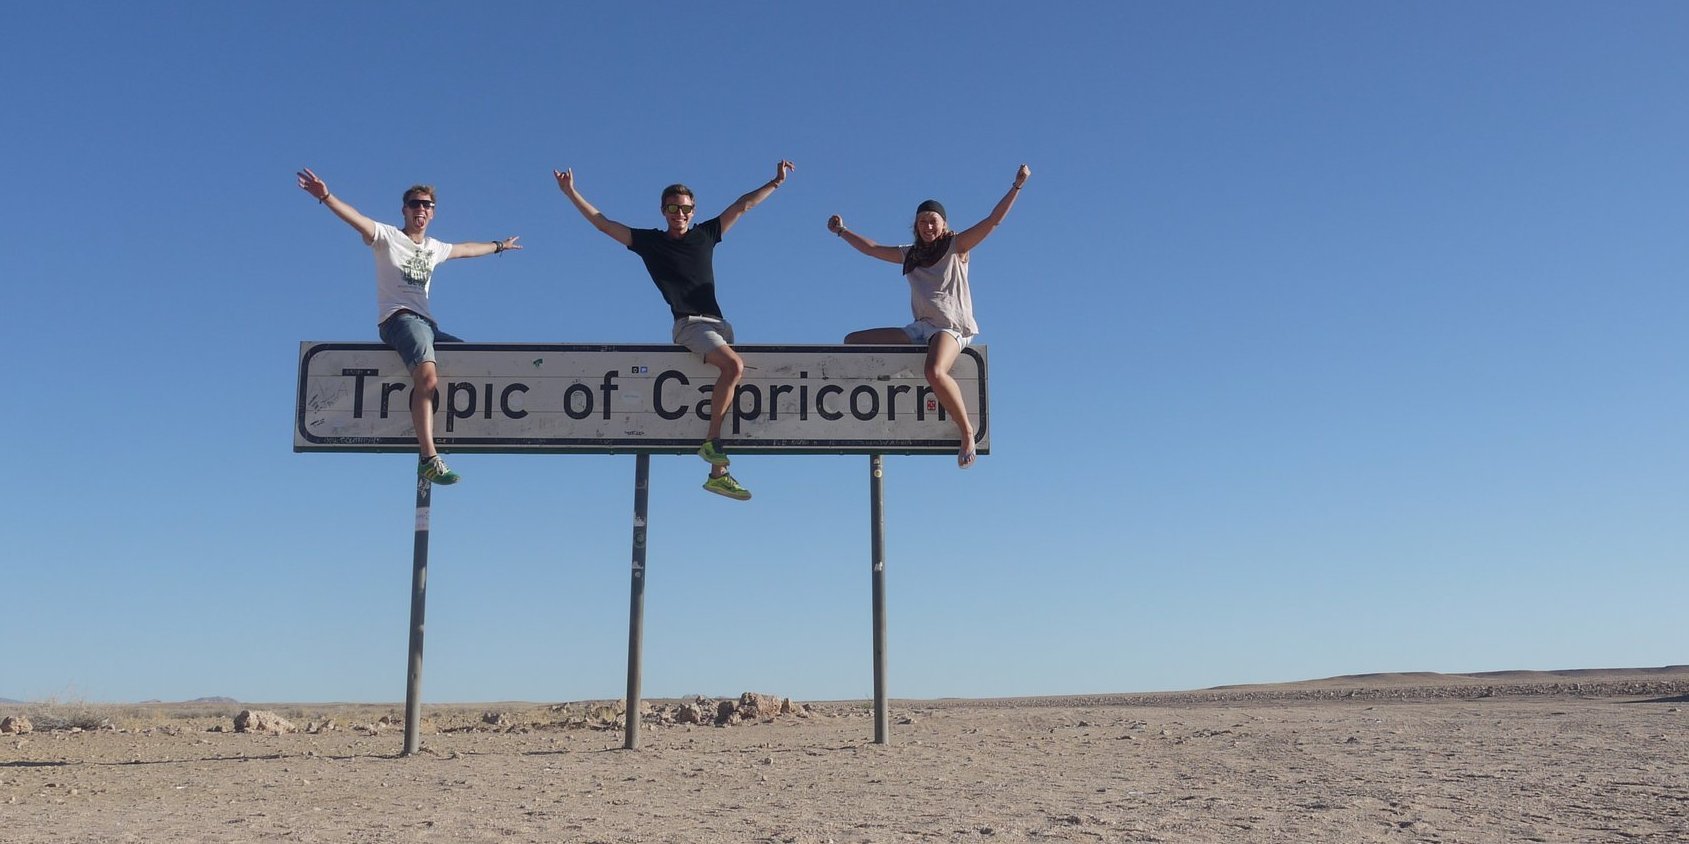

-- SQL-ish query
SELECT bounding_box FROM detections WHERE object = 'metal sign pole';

[402,476,432,756]
[869,454,889,744]
[623,453,651,750]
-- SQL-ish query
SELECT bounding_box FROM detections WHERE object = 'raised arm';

[297,167,379,243]
[718,159,794,235]
[446,236,522,260]
[953,164,1031,255]
[554,168,633,247]
[827,215,904,264]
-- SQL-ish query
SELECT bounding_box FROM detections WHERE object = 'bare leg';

[922,334,976,467]
[702,345,745,479]
[410,361,440,459]
[844,327,913,344]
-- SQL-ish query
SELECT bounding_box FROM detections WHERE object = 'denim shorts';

[904,320,973,349]
[379,311,463,371]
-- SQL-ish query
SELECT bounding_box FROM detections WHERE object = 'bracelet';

[836,227,846,237]
[319,193,331,204]
[1011,184,1021,191]
[494,240,506,253]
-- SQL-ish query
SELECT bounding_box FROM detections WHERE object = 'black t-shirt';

[627,216,725,320]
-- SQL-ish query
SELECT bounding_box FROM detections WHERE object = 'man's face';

[661,194,695,234]
[403,193,436,231]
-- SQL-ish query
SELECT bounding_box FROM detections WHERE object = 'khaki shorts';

[672,315,735,357]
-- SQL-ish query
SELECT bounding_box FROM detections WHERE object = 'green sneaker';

[697,439,731,467]
[702,473,751,501]
[419,455,461,485]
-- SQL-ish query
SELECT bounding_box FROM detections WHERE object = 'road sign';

[295,342,988,455]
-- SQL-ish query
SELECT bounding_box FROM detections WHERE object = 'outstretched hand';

[498,236,524,252]
[553,169,574,193]
[773,160,796,186]
[827,214,845,234]
[1014,164,1031,187]
[297,168,329,201]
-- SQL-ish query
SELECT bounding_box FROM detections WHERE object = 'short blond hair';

[402,184,436,204]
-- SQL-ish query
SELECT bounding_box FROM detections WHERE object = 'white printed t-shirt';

[371,222,455,324]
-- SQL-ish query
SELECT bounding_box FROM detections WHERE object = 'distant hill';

[0,696,241,706]
[1251,665,1689,689]
[871,666,1689,709]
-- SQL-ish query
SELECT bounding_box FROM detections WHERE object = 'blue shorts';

[379,311,463,371]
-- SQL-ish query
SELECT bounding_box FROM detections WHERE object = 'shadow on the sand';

[518,742,873,758]
[7,751,422,767]
[1620,694,1689,704]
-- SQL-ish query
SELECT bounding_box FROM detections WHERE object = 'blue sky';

[4,2,1685,704]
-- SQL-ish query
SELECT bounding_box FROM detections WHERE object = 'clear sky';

[4,2,1685,704]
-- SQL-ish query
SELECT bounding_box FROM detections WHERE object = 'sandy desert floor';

[2,667,1685,843]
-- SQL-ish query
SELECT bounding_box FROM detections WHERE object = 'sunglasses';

[405,199,436,210]
[662,203,695,215]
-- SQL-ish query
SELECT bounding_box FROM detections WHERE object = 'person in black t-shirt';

[554,161,795,501]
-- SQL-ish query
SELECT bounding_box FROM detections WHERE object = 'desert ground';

[2,667,1685,843]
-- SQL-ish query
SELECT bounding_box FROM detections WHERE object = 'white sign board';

[296,342,988,455]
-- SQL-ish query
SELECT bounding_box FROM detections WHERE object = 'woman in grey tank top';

[826,164,1031,469]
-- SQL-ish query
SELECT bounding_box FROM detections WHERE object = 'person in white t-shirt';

[826,164,1030,469]
[296,168,521,485]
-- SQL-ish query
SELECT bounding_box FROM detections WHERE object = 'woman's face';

[915,211,947,243]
